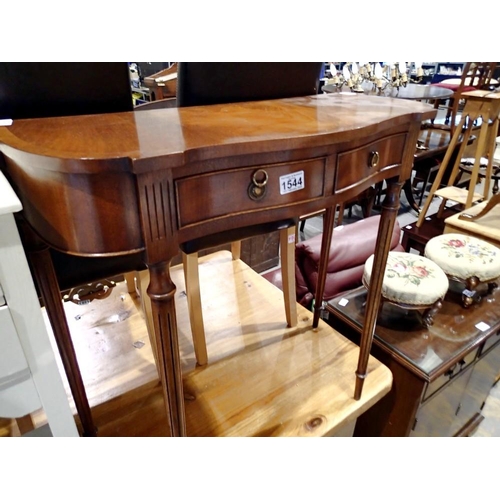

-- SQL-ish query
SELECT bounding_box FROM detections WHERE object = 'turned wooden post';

[136,171,187,436]
[147,261,186,436]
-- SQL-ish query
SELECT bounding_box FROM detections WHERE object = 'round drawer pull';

[369,151,380,168]
[248,169,269,201]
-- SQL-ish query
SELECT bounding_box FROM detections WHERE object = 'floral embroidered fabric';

[425,233,500,281]
[363,251,449,305]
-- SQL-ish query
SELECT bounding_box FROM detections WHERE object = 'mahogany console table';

[0,94,435,436]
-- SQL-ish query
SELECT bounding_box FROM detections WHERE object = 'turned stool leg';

[422,299,443,328]
[462,276,481,307]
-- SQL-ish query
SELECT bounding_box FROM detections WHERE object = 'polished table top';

[0,94,435,257]
[0,93,435,164]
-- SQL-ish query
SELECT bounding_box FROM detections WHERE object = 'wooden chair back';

[433,62,497,136]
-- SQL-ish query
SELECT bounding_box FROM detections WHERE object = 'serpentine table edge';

[0,94,436,436]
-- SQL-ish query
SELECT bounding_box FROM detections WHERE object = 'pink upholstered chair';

[264,215,404,310]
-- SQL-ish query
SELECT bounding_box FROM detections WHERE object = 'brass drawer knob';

[248,169,269,201]
[369,151,380,168]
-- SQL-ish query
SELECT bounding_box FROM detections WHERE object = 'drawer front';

[176,157,326,227]
[336,133,406,191]
[412,365,472,437]
[423,348,478,402]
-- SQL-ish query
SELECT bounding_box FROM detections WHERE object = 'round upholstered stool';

[425,233,500,307]
[363,251,449,327]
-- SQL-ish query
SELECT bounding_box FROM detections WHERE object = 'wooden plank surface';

[40,251,392,437]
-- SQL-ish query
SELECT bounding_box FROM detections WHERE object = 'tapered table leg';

[147,261,186,436]
[354,179,402,400]
[313,206,336,329]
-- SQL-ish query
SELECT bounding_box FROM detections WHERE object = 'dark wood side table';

[401,207,461,255]
[327,281,500,436]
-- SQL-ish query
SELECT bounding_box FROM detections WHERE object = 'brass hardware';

[248,169,269,201]
[64,279,116,305]
[369,151,380,168]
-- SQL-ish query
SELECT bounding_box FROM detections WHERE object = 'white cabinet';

[0,304,41,416]
[0,171,78,436]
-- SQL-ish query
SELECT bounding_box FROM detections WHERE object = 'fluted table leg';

[147,261,186,436]
[355,178,402,400]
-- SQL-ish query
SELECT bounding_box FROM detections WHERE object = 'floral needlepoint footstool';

[363,251,449,327]
[425,233,500,307]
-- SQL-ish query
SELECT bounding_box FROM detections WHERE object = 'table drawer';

[423,348,478,402]
[175,157,326,227]
[336,133,406,191]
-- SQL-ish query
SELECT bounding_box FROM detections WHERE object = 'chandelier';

[327,62,424,93]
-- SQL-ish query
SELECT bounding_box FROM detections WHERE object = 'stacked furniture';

[430,62,497,136]
[417,90,500,226]
[328,280,500,437]
[0,86,434,436]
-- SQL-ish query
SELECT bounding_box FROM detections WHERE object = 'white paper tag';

[288,234,295,244]
[280,171,304,195]
[475,322,490,332]
[0,119,13,126]
[338,298,349,307]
